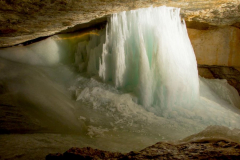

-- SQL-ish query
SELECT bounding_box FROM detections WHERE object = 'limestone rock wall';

[188,26,240,67]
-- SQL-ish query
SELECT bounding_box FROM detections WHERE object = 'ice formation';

[99,6,199,110]
[0,37,60,65]
[0,31,94,65]
[0,6,240,158]
[74,6,240,132]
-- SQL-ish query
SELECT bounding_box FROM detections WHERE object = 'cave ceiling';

[0,0,239,47]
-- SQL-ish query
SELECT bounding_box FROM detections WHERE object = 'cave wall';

[188,26,240,67]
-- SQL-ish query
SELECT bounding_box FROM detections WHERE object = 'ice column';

[99,6,199,109]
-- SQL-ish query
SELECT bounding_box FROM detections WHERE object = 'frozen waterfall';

[75,6,240,129]
[99,6,199,109]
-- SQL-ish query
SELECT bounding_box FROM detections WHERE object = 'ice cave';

[0,1,240,159]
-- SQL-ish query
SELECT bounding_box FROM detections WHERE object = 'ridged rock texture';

[0,0,240,47]
[46,140,240,160]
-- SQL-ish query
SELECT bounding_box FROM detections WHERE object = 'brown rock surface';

[188,26,240,67]
[0,0,240,47]
[46,140,240,160]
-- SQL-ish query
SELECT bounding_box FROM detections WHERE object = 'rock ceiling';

[0,0,240,47]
